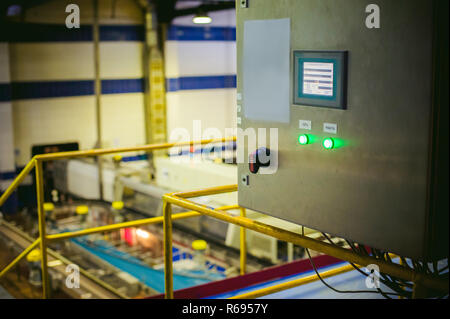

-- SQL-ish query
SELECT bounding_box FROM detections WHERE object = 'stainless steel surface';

[237,0,446,259]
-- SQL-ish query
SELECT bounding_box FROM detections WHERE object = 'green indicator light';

[298,134,309,145]
[323,138,335,150]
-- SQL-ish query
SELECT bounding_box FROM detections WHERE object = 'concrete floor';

[0,285,13,299]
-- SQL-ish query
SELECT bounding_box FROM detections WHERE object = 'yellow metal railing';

[230,263,356,299]
[162,186,449,299]
[1,136,448,299]
[0,137,237,299]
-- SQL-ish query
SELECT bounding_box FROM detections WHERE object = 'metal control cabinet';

[237,0,448,260]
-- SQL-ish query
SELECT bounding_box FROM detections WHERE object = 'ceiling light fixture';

[192,13,212,24]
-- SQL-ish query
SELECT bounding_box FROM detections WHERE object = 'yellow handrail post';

[0,139,237,299]
[0,158,35,207]
[163,200,174,299]
[0,238,41,279]
[35,159,50,299]
[34,137,236,162]
[240,207,247,275]
[162,186,449,294]
[45,211,201,242]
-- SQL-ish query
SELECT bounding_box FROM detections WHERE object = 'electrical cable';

[432,261,439,275]
[400,257,412,269]
[323,233,412,297]
[304,229,404,297]
[370,246,449,298]
[438,264,448,273]
[369,247,414,295]
[380,252,414,288]
[304,245,403,297]
[320,233,447,298]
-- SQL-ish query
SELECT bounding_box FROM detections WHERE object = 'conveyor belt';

[71,236,225,293]
[0,222,123,299]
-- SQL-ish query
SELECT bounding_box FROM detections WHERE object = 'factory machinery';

[0,198,239,298]
[1,140,329,299]
[1,0,448,299]
[2,134,447,299]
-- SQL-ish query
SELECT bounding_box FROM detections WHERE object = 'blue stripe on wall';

[102,79,144,94]
[166,75,236,92]
[0,171,16,180]
[8,24,93,42]
[100,25,144,41]
[9,79,144,100]
[6,23,144,42]
[167,25,236,41]
[12,80,93,99]
[0,76,235,100]
[5,23,236,42]
[0,83,11,102]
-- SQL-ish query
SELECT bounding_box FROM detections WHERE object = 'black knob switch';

[249,147,271,174]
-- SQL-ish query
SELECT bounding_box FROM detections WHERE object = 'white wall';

[165,6,237,142]
[7,0,146,166]
[0,42,15,190]
[5,0,237,166]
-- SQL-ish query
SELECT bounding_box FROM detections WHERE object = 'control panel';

[236,0,448,260]
[294,51,347,109]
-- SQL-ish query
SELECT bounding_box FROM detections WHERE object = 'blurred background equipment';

[0,0,448,300]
